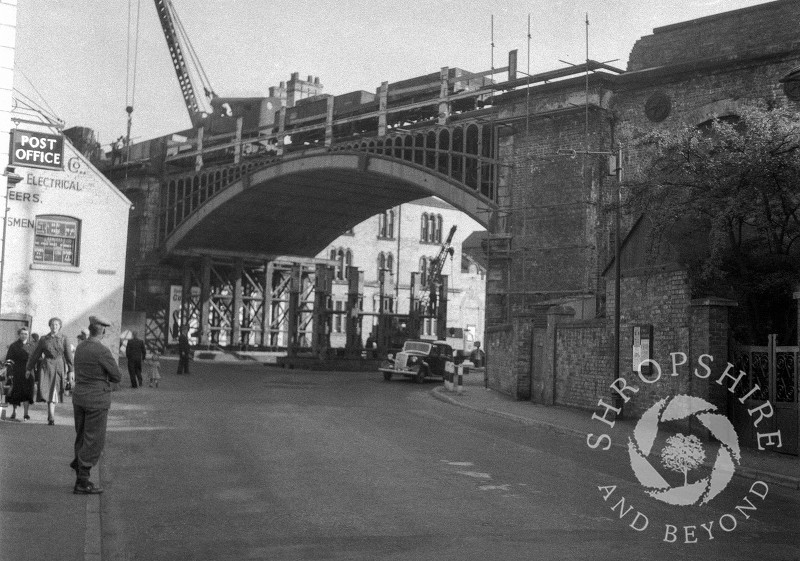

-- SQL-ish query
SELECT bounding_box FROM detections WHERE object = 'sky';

[13,0,773,149]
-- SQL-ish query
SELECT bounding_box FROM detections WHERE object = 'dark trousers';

[128,359,143,387]
[73,404,110,479]
[176,354,190,375]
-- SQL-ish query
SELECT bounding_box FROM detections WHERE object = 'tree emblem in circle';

[627,395,741,506]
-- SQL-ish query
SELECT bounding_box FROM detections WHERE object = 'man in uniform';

[70,315,122,494]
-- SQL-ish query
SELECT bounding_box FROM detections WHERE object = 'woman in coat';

[5,326,36,420]
[26,317,73,425]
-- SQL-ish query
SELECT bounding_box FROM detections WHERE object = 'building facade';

[0,135,132,355]
[318,196,485,351]
[484,0,800,454]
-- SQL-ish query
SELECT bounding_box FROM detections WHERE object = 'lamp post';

[558,147,624,404]
[0,166,23,316]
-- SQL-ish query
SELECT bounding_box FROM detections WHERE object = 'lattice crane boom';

[153,0,210,128]
[420,225,457,315]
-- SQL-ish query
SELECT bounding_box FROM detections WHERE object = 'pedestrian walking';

[26,317,74,425]
[70,315,122,494]
[176,328,191,375]
[146,351,161,388]
[4,327,37,420]
[125,331,146,388]
[468,341,485,368]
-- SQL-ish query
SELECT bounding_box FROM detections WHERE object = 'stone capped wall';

[627,0,800,72]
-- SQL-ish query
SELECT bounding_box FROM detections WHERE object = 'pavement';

[431,372,800,491]
[0,396,101,561]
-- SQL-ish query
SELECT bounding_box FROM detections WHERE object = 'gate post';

[345,266,362,354]
[232,258,243,349]
[199,256,211,349]
[312,264,333,356]
[689,298,738,415]
[286,264,301,357]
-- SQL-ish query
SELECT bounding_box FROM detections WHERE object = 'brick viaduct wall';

[486,0,800,417]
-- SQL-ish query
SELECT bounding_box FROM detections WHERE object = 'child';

[146,351,162,388]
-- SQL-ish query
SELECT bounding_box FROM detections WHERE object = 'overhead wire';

[16,70,61,124]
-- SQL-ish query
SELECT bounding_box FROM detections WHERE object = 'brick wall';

[628,0,800,72]
[485,324,515,396]
[486,1,800,408]
[554,319,612,409]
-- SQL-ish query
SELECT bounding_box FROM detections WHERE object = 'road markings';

[456,471,492,479]
[479,484,511,491]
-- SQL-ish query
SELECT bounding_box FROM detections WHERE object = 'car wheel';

[415,367,427,384]
[383,372,392,381]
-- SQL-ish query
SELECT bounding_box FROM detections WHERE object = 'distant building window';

[334,300,343,332]
[386,252,394,274]
[378,209,395,239]
[436,215,443,243]
[421,213,429,242]
[377,252,386,280]
[33,215,80,266]
[419,257,428,286]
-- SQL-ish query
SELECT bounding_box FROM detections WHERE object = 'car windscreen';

[404,342,432,354]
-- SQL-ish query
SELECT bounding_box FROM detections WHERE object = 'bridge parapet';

[159,121,500,247]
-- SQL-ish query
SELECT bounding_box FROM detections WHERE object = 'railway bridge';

[108,57,622,355]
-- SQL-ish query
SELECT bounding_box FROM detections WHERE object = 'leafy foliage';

[661,433,706,486]
[625,104,800,343]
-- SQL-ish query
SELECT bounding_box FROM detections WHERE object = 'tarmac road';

[97,361,800,561]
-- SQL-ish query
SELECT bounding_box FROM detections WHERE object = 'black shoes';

[73,481,103,495]
[47,418,54,425]
[23,414,29,420]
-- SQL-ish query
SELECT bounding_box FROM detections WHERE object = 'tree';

[625,103,800,343]
[661,433,706,487]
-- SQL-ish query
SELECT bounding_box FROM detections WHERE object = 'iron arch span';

[162,152,495,258]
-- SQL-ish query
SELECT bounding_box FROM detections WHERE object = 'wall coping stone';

[556,318,607,329]
[690,297,738,307]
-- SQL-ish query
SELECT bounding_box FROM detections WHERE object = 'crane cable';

[123,0,141,167]
[168,1,216,103]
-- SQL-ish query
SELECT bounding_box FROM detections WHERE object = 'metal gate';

[731,334,798,455]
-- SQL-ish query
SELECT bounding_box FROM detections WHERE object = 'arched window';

[345,249,353,279]
[436,215,443,243]
[336,249,345,280]
[387,210,395,238]
[386,252,394,274]
[419,257,428,285]
[378,213,386,238]
[428,214,436,243]
[421,213,429,242]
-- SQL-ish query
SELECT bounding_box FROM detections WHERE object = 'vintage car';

[379,340,455,383]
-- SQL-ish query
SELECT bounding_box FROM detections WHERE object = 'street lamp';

[0,166,23,316]
[557,147,624,408]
